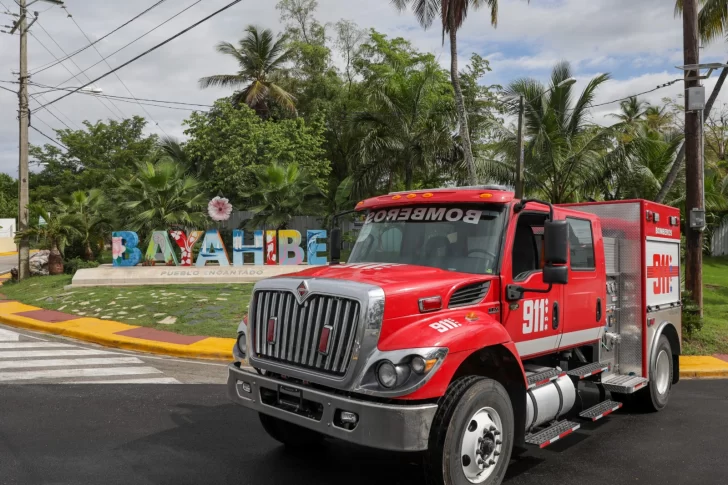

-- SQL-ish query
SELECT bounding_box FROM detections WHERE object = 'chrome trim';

[247,277,385,391]
[227,364,437,451]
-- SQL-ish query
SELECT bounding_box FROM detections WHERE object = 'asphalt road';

[1,366,726,485]
[0,254,15,274]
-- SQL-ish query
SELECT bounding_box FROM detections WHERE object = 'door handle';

[596,298,602,322]
[552,302,559,330]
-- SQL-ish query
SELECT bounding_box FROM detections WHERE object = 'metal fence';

[712,220,728,256]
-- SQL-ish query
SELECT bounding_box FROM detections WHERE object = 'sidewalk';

[0,300,234,360]
[0,298,727,377]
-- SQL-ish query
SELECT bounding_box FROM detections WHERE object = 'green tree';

[0,173,17,219]
[183,101,330,203]
[484,61,612,203]
[29,117,157,203]
[245,163,323,230]
[198,25,295,117]
[15,203,79,275]
[354,32,455,191]
[58,189,111,261]
[391,0,512,186]
[117,160,207,238]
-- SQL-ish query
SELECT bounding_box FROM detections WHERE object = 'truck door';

[502,210,564,359]
[556,217,604,350]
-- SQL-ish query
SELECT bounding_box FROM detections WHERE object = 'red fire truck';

[228,186,682,485]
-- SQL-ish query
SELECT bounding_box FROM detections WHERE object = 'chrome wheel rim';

[460,407,503,483]
[655,349,670,395]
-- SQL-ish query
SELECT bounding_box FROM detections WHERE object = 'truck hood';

[279,263,497,321]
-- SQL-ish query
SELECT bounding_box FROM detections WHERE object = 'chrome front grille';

[253,290,361,376]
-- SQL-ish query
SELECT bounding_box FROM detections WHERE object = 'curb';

[0,301,234,361]
[1,301,727,377]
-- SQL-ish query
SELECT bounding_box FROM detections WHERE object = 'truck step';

[527,368,566,390]
[601,374,649,394]
[579,400,623,422]
[525,420,581,449]
[567,362,610,380]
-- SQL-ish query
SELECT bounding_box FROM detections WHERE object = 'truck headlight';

[356,347,448,396]
[232,330,247,361]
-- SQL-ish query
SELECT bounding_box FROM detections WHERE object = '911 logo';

[523,299,549,334]
[649,254,676,294]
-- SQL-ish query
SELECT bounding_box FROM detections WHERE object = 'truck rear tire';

[258,413,324,449]
[636,335,673,412]
[425,376,514,485]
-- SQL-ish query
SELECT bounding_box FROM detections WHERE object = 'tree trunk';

[655,64,728,203]
[405,160,413,190]
[448,11,477,186]
[83,241,94,261]
[48,243,63,276]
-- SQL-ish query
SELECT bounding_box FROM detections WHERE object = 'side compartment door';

[557,217,605,350]
[502,210,564,359]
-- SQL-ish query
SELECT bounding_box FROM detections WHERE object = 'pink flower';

[112,237,126,260]
[208,196,233,222]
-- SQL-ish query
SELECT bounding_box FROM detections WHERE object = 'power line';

[30,0,169,74]
[0,82,77,129]
[28,28,125,120]
[62,5,171,136]
[588,79,682,109]
[29,81,213,107]
[34,0,242,112]
[30,124,68,150]
[50,0,202,90]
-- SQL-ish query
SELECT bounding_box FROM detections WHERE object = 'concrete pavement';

[0,379,726,485]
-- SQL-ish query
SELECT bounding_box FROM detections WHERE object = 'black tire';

[258,413,324,449]
[634,335,673,412]
[425,376,514,485]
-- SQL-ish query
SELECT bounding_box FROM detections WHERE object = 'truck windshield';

[348,205,506,274]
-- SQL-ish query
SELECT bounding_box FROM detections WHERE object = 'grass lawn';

[682,256,728,356]
[0,275,252,338]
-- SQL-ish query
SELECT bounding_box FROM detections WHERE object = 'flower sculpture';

[112,236,126,262]
[208,196,233,222]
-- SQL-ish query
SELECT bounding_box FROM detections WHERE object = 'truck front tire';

[426,376,514,485]
[258,413,324,449]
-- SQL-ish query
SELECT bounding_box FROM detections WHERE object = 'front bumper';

[227,363,438,451]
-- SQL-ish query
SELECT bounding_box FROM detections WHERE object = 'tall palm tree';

[483,61,612,203]
[199,25,296,118]
[391,0,519,186]
[118,159,207,237]
[14,203,80,275]
[245,163,323,230]
[58,189,111,261]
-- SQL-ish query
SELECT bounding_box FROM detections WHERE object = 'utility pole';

[7,0,61,280]
[682,0,703,312]
[515,95,525,199]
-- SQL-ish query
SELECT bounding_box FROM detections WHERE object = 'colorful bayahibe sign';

[112,229,328,267]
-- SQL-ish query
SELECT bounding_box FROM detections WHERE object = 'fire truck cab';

[228,186,682,485]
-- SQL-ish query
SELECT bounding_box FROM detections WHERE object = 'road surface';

[0,254,15,275]
[0,324,726,485]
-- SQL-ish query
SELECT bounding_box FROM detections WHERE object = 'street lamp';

[515,77,577,199]
[32,85,103,95]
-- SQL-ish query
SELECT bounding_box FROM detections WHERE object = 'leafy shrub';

[64,257,100,275]
[682,291,703,338]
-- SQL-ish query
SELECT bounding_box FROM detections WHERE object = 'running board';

[567,362,610,380]
[527,368,566,390]
[601,374,649,394]
[525,420,581,449]
[579,400,623,422]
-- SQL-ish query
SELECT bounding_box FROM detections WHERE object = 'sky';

[1,0,727,177]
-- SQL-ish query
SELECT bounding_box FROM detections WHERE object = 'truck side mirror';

[543,265,568,285]
[330,227,342,265]
[543,220,569,265]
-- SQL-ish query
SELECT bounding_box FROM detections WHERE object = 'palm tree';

[391,0,517,186]
[483,61,612,203]
[118,159,207,238]
[14,203,79,275]
[199,25,296,118]
[353,55,454,191]
[245,163,322,230]
[58,190,111,261]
